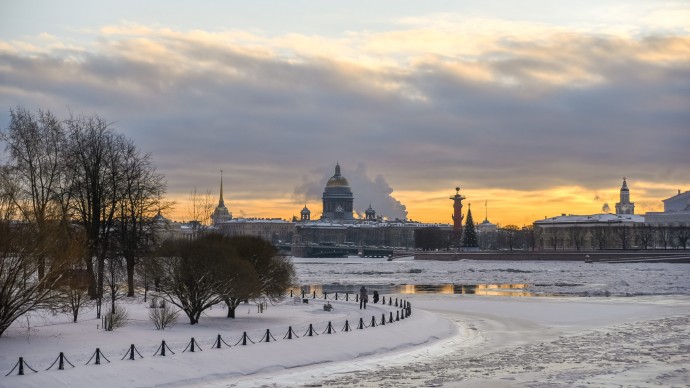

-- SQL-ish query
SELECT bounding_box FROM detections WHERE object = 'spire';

[335,162,341,176]
[484,200,488,222]
[621,177,628,191]
[219,169,225,206]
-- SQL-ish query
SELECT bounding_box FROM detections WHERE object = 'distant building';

[534,179,645,250]
[662,190,690,212]
[321,163,354,221]
[476,201,498,250]
[615,178,635,214]
[644,190,690,227]
[215,218,295,244]
[211,171,232,225]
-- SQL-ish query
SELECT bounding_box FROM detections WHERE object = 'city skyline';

[1,1,688,226]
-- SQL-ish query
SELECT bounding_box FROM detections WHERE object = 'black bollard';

[302,291,305,298]
[356,293,359,302]
[357,317,365,329]
[241,332,248,345]
[389,311,394,323]
[191,337,196,352]
[396,311,400,321]
[18,357,24,375]
[129,344,135,360]
[284,326,299,339]
[323,321,336,334]
[342,320,352,332]
[290,289,293,297]
[370,316,377,327]
[346,292,349,301]
[95,349,101,365]
[335,292,339,300]
[382,296,386,304]
[395,298,398,307]
[313,291,316,299]
[58,352,65,370]
[161,340,167,356]
[389,298,392,306]
[381,313,386,326]
[400,309,405,320]
[304,323,318,337]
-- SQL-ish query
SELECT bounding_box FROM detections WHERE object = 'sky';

[1,1,689,226]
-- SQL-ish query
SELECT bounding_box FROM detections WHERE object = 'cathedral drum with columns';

[321,163,355,221]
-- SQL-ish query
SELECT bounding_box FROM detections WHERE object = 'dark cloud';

[0,31,688,212]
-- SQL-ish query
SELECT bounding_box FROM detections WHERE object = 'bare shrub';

[102,304,129,331]
[149,302,179,330]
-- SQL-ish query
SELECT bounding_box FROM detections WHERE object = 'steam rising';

[295,163,408,220]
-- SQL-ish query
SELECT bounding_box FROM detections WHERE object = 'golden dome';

[326,163,350,187]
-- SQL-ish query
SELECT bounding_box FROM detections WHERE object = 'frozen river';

[292,256,690,297]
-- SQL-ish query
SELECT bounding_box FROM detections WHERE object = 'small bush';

[103,304,129,331]
[149,303,179,330]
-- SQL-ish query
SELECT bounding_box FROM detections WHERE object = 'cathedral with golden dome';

[321,162,355,221]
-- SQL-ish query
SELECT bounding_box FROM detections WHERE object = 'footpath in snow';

[0,295,452,388]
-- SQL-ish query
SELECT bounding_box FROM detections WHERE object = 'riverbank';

[414,250,690,262]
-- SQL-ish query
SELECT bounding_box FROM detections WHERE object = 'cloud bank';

[1,13,688,222]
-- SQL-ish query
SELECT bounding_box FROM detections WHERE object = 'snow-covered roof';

[535,213,645,225]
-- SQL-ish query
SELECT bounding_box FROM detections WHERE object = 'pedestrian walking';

[359,286,368,309]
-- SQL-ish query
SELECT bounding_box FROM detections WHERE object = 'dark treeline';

[414,223,689,252]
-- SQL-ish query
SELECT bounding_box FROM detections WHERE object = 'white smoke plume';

[602,203,611,213]
[294,162,408,220]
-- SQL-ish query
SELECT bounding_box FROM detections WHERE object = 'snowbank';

[0,296,453,388]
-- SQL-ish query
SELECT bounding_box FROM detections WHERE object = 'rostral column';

[450,187,466,241]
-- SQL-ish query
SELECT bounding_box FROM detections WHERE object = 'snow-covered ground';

[1,257,689,387]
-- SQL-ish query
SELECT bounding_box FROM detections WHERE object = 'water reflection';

[290,283,537,297]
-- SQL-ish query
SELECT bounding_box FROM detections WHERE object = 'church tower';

[365,204,376,220]
[615,177,635,215]
[300,204,311,221]
[211,170,232,225]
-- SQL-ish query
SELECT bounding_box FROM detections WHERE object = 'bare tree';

[114,142,166,297]
[53,268,92,323]
[657,226,672,249]
[591,226,611,250]
[613,225,631,249]
[0,176,83,337]
[63,114,130,317]
[672,225,690,249]
[187,188,214,237]
[568,226,587,251]
[2,107,66,279]
[545,228,561,250]
[222,236,295,318]
[635,224,654,249]
[151,235,251,324]
[500,225,520,251]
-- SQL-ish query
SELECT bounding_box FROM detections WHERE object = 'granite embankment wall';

[414,250,690,262]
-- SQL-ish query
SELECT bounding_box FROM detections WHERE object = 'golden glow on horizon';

[162,181,673,227]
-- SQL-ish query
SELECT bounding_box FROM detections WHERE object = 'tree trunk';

[225,301,237,319]
[85,255,97,298]
[126,256,135,297]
